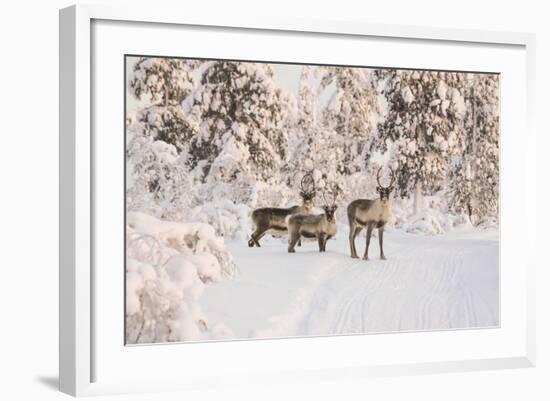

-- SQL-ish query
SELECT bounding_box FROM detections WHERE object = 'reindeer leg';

[255,232,267,247]
[379,226,386,260]
[248,230,256,247]
[318,233,326,252]
[323,235,329,252]
[298,238,302,247]
[288,231,300,253]
[250,227,267,247]
[349,224,361,259]
[363,223,374,260]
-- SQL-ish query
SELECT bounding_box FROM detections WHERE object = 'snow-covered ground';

[201,227,499,340]
[125,58,501,344]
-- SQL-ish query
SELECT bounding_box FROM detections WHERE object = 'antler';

[376,166,396,189]
[376,167,383,187]
[300,171,316,199]
[322,183,340,206]
[322,189,329,206]
[388,167,396,188]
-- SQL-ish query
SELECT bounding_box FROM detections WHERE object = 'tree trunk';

[413,182,423,214]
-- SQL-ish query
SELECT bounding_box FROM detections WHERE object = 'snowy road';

[201,228,499,340]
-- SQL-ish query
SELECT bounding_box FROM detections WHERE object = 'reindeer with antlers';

[287,184,340,253]
[348,167,396,260]
[248,172,316,247]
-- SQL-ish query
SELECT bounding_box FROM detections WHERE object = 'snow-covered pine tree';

[285,67,322,180]
[297,66,317,133]
[134,105,195,153]
[130,57,198,107]
[185,61,291,187]
[283,66,312,187]
[448,74,499,222]
[471,74,500,220]
[128,57,200,152]
[126,57,200,217]
[126,113,194,220]
[282,66,347,198]
[448,158,474,220]
[319,66,381,175]
[375,69,468,212]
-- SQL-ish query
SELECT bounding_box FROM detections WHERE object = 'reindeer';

[287,185,339,253]
[248,172,316,247]
[348,167,395,260]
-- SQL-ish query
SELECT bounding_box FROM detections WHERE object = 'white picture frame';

[59,3,536,397]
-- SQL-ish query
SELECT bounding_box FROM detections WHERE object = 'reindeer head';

[299,171,316,209]
[376,166,396,204]
[322,184,340,222]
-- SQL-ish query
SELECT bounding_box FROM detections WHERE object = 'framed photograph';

[59,4,536,396]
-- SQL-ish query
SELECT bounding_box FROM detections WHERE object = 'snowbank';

[476,216,499,230]
[188,200,251,242]
[125,212,237,344]
[390,196,473,235]
[394,208,471,235]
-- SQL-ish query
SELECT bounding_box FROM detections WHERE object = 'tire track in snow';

[206,231,499,339]
[293,235,496,336]
[326,240,418,334]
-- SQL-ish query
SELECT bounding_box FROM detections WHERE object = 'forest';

[125,57,500,344]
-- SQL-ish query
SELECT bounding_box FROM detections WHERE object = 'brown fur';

[287,206,337,253]
[347,198,391,260]
[248,201,313,247]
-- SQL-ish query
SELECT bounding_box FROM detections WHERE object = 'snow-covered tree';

[136,105,196,153]
[448,74,499,222]
[471,74,500,219]
[285,67,325,179]
[296,66,318,133]
[282,67,343,199]
[126,212,236,344]
[126,57,201,217]
[185,61,291,188]
[126,114,195,220]
[319,66,381,175]
[128,57,200,152]
[375,69,468,211]
[129,57,198,107]
[282,66,384,210]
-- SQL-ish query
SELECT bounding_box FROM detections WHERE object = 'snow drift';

[125,212,237,344]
